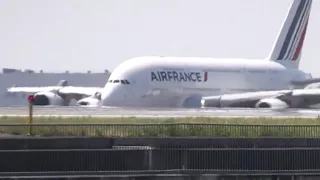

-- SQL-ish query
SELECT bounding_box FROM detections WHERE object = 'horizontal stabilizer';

[290,78,320,86]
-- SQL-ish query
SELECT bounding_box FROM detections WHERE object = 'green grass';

[1,116,320,137]
[2,116,320,124]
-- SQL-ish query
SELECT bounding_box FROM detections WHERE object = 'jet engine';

[255,98,289,109]
[76,92,101,106]
[33,91,64,106]
[76,97,100,106]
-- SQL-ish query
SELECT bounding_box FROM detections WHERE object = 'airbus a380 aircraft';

[7,0,320,109]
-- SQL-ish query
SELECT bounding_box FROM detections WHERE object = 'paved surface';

[0,106,320,118]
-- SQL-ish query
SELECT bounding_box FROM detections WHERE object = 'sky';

[0,0,319,76]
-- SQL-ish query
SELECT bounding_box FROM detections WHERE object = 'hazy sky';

[0,0,319,76]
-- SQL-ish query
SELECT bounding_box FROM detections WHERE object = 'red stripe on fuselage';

[204,72,208,82]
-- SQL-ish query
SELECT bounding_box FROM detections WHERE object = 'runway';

[0,106,320,118]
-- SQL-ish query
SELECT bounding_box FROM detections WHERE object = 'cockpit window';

[109,79,130,84]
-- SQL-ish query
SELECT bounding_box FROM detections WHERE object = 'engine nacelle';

[255,98,289,109]
[76,97,100,107]
[33,91,64,106]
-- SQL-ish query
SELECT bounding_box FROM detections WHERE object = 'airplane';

[7,0,320,109]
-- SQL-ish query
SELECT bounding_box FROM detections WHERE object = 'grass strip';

[0,116,320,137]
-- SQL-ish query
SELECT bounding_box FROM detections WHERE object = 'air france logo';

[151,71,208,82]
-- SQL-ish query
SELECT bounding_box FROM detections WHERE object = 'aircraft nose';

[101,91,113,106]
[101,88,121,106]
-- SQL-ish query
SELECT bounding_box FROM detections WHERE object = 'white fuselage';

[100,57,310,108]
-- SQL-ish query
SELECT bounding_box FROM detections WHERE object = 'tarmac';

[0,106,319,118]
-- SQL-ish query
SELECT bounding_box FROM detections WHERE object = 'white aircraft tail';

[268,0,312,69]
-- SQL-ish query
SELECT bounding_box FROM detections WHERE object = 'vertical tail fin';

[268,0,312,69]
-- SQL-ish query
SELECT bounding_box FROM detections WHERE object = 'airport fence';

[1,147,320,175]
[1,137,320,179]
[1,123,320,137]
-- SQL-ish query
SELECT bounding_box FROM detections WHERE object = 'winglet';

[7,84,16,91]
[57,80,68,87]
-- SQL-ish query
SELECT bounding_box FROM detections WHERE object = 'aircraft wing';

[201,89,320,109]
[57,86,103,97]
[287,89,320,107]
[7,86,62,94]
[201,90,291,108]
[7,86,103,99]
